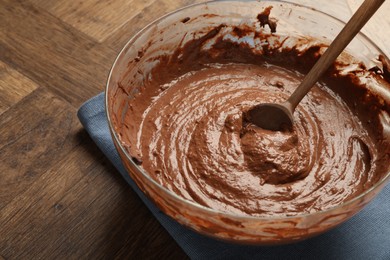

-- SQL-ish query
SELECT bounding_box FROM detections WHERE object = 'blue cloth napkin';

[78,92,390,260]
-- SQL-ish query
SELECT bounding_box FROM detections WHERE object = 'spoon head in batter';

[246,102,294,131]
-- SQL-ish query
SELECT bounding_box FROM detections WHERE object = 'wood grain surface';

[0,0,388,259]
[0,0,205,258]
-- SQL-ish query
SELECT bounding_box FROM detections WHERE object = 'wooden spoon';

[247,0,385,131]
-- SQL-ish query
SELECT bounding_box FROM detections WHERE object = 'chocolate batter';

[117,14,390,217]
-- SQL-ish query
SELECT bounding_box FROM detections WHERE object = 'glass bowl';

[105,0,390,244]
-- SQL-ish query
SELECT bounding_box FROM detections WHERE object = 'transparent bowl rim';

[105,0,390,221]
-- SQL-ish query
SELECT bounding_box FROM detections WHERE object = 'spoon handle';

[287,0,385,110]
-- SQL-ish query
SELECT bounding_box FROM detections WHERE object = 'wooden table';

[1,0,389,259]
[0,0,207,258]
